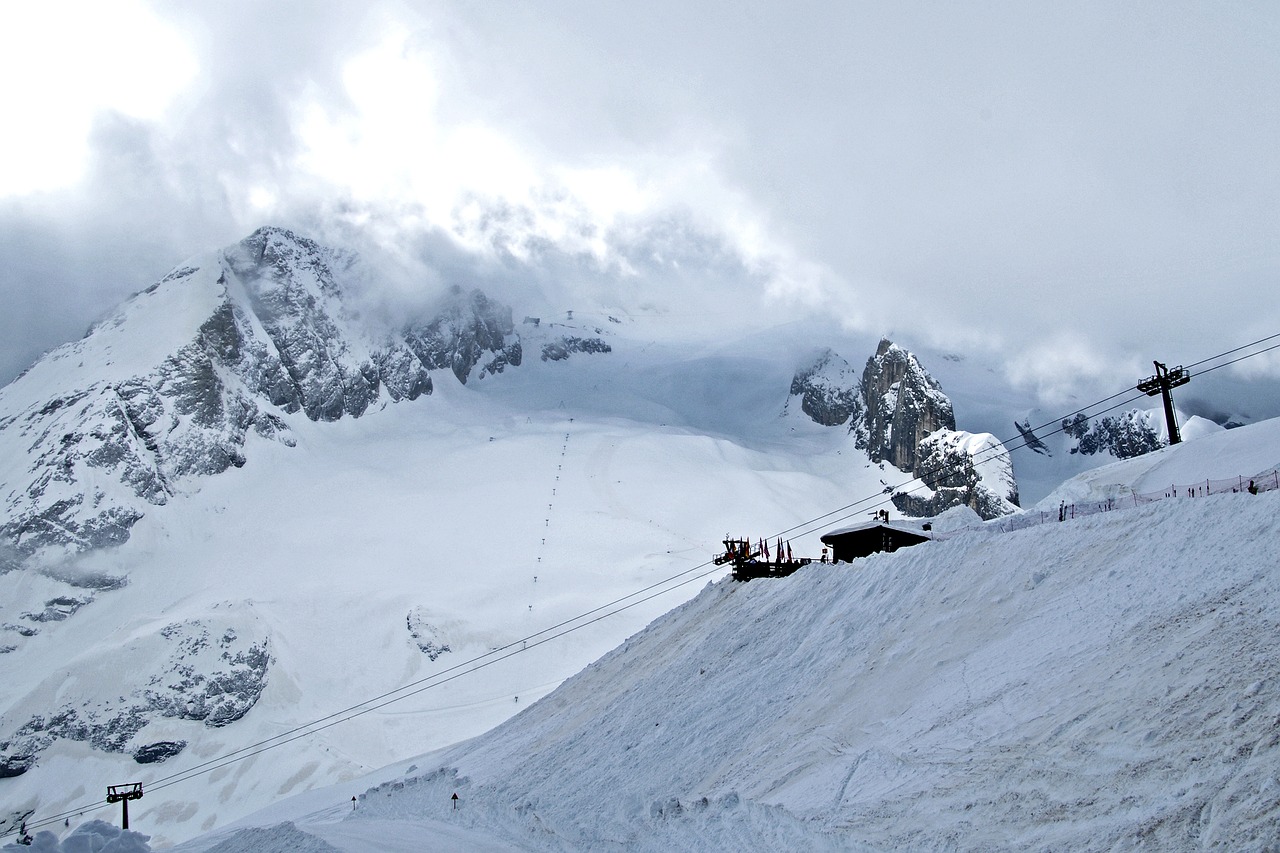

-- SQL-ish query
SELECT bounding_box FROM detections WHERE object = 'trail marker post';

[1137,361,1190,445]
[106,783,143,830]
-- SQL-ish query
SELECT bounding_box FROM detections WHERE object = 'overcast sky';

[1,1,1277,410]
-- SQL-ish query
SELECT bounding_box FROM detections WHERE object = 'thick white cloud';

[0,1,196,195]
[0,0,1277,412]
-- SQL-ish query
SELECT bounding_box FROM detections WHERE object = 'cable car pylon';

[1137,360,1190,445]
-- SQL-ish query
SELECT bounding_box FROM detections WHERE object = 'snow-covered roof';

[820,518,931,540]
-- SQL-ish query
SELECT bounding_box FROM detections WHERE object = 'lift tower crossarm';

[106,783,144,829]
[1137,360,1190,445]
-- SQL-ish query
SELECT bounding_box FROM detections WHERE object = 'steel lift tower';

[1137,360,1190,445]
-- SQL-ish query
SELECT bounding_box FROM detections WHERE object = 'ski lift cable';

[771,390,1151,542]
[1190,340,1280,378]
[75,388,1151,815]
[8,336,1277,838]
[144,565,727,795]
[770,388,1149,541]
[776,331,1279,542]
[1183,331,1280,371]
[15,560,732,834]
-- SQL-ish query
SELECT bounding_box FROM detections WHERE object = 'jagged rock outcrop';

[787,338,1017,520]
[540,336,612,362]
[403,286,523,384]
[133,740,187,764]
[407,606,452,661]
[786,349,862,427]
[855,339,956,472]
[228,231,378,420]
[892,430,1020,519]
[0,617,269,777]
[1062,411,1163,458]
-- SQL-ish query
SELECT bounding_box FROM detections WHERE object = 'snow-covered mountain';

[0,227,612,557]
[0,228,1019,845]
[168,418,1280,852]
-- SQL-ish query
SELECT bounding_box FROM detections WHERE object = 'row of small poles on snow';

[532,429,572,613]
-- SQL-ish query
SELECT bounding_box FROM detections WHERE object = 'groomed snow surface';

[1,330,911,847]
[157,424,1280,852]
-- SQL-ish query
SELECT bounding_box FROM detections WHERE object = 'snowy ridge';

[3,226,1275,849]
[1036,417,1280,510]
[0,320,908,846]
[192,479,1280,851]
[0,228,573,558]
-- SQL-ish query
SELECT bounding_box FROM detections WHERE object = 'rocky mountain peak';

[787,338,1016,520]
[0,228,595,558]
[1062,410,1164,458]
[403,286,523,385]
[787,348,861,427]
[856,338,956,472]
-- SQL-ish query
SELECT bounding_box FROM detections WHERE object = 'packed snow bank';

[1036,417,1280,509]
[194,485,1280,851]
[1,820,150,853]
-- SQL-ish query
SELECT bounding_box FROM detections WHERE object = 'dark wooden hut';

[819,520,930,563]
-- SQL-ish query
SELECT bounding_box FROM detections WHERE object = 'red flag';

[761,538,770,560]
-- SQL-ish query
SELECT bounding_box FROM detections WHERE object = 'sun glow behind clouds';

[0,1,196,196]
[296,29,543,234]
[288,24,835,307]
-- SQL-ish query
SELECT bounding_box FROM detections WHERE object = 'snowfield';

[1,325,922,846]
[159,421,1280,852]
[3,229,1277,850]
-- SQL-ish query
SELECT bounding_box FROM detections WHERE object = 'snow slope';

[1037,417,1280,508]
[4,227,1271,849]
[1,322,920,846]
[170,419,1280,851]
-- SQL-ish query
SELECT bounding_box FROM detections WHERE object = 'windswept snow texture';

[1,819,150,853]
[178,421,1280,851]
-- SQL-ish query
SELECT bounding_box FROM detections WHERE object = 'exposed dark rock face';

[0,619,268,777]
[788,349,861,427]
[0,753,35,778]
[788,339,1016,520]
[372,346,434,402]
[540,337,612,362]
[407,606,452,661]
[856,339,956,472]
[1063,411,1163,458]
[404,286,523,384]
[230,229,381,420]
[892,430,1019,518]
[134,740,187,764]
[20,595,89,623]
